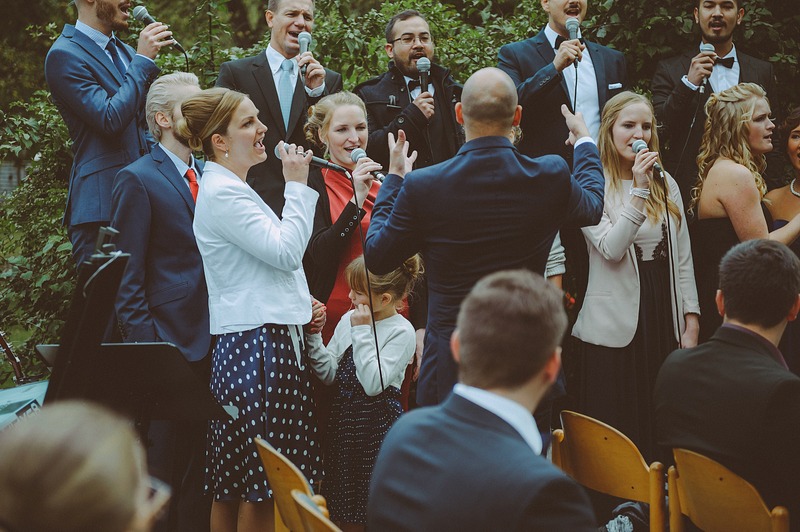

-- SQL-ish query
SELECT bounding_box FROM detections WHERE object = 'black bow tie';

[554,35,585,49]
[408,79,421,91]
[715,56,735,68]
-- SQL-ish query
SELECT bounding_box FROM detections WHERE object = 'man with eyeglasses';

[355,9,464,170]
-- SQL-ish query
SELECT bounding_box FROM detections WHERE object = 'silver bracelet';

[630,187,651,199]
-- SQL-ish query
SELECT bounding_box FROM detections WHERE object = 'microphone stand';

[343,169,387,394]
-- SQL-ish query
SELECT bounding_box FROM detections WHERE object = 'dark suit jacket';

[368,393,596,531]
[110,145,211,362]
[215,52,342,216]
[44,24,160,227]
[497,28,627,167]
[364,137,604,405]
[655,325,800,521]
[651,49,781,201]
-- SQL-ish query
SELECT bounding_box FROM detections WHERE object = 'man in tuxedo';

[651,0,780,202]
[355,9,464,170]
[655,239,800,521]
[368,270,595,531]
[215,0,342,216]
[364,67,604,406]
[44,0,173,265]
[111,72,212,532]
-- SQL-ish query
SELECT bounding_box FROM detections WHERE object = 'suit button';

[398,117,405,124]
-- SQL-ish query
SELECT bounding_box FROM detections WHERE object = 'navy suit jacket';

[655,326,800,522]
[368,393,596,531]
[45,24,159,227]
[110,145,211,362]
[364,137,604,405]
[216,53,342,217]
[498,28,627,166]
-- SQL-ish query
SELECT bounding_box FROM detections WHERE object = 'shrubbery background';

[1,0,797,384]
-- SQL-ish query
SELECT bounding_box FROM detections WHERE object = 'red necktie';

[185,168,198,202]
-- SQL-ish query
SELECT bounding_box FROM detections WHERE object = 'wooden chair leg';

[275,499,290,532]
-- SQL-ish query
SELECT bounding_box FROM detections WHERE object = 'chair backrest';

[553,410,665,531]
[254,438,314,531]
[291,489,342,532]
[668,448,789,532]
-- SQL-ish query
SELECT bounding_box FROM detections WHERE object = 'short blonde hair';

[174,87,246,161]
[0,401,146,532]
[145,72,200,141]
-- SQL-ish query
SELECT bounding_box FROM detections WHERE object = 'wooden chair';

[668,448,789,532]
[291,489,341,532]
[254,437,316,532]
[552,410,666,531]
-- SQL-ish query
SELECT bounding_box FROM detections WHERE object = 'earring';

[225,150,229,158]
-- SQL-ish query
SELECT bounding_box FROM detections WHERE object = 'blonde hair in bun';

[345,254,423,309]
[174,87,246,161]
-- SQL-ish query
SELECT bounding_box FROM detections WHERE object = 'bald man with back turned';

[364,67,605,407]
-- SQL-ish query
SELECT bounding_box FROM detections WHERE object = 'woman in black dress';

[690,83,800,342]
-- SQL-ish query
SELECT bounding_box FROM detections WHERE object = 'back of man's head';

[145,72,200,141]
[456,269,567,389]
[719,239,800,328]
[460,67,518,131]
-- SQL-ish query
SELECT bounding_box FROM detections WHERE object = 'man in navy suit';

[44,0,174,265]
[368,270,595,531]
[655,239,800,523]
[215,0,342,217]
[364,68,604,406]
[111,72,212,532]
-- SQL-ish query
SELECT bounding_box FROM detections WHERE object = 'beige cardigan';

[572,173,700,347]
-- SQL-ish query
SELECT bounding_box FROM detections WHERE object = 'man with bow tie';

[355,10,464,170]
[652,0,780,202]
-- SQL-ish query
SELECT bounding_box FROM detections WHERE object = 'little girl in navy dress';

[306,254,421,530]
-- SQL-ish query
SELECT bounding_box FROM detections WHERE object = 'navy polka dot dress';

[205,324,322,502]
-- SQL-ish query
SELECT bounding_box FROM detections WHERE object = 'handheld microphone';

[565,18,581,68]
[132,6,185,53]
[416,57,431,94]
[632,139,663,177]
[273,144,347,173]
[698,42,715,94]
[350,148,385,182]
[298,32,312,78]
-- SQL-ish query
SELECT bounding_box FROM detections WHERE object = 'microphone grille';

[565,18,580,31]
[298,31,312,47]
[416,57,431,73]
[631,140,648,154]
[350,148,367,164]
[132,5,149,21]
[274,144,284,160]
[699,43,715,53]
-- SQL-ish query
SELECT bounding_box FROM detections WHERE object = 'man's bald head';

[460,68,519,129]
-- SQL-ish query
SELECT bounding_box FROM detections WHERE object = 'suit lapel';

[532,32,571,106]
[152,145,195,214]
[587,42,608,107]
[70,26,124,85]
[250,54,287,137]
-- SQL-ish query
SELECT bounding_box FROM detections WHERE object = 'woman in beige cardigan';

[571,91,699,462]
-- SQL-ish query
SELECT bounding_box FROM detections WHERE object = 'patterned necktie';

[185,168,198,202]
[105,38,126,76]
[278,59,295,131]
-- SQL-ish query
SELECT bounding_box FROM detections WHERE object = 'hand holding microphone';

[553,18,585,72]
[132,6,184,56]
[692,43,716,93]
[632,139,663,184]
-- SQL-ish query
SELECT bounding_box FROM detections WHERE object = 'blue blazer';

[45,24,159,226]
[110,145,211,362]
[368,393,596,531]
[364,137,604,405]
[498,28,627,166]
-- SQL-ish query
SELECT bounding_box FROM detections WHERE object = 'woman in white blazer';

[571,91,700,462]
[176,88,321,532]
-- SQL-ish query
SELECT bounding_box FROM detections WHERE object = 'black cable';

[657,170,683,348]
[342,170,386,393]
[672,81,707,205]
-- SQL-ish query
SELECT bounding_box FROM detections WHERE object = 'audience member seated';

[655,239,800,525]
[0,400,169,532]
[367,270,595,531]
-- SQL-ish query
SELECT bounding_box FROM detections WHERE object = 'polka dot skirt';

[205,324,321,502]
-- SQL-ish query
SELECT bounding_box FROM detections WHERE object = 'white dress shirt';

[159,143,199,190]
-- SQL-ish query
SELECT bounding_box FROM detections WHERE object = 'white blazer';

[572,174,700,347]
[193,162,319,334]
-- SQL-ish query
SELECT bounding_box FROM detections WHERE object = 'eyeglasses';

[390,33,432,46]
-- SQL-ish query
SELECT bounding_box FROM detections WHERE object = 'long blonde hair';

[689,82,768,215]
[598,91,681,225]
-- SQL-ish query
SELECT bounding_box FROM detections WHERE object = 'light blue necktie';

[278,59,295,131]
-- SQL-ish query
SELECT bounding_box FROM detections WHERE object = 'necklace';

[791,178,800,198]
